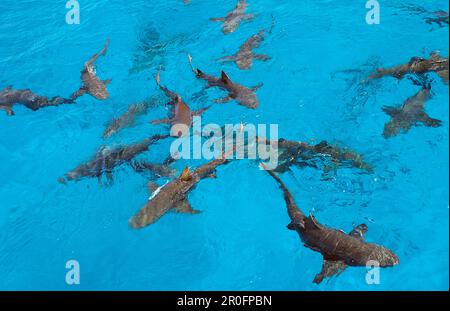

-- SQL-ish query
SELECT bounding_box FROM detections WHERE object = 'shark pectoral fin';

[417,112,442,127]
[175,200,201,214]
[254,54,271,62]
[287,219,305,230]
[243,14,255,21]
[349,224,368,241]
[287,222,296,230]
[102,78,112,85]
[0,105,14,116]
[313,260,347,284]
[250,83,263,92]
[381,105,401,117]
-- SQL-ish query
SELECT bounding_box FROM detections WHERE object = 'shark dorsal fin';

[180,166,192,181]
[221,71,232,84]
[349,224,368,242]
[309,214,322,229]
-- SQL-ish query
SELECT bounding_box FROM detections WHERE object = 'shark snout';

[374,247,400,267]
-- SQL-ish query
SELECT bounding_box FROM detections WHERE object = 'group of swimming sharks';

[1,0,449,285]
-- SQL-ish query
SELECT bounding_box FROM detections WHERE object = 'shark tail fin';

[260,162,306,227]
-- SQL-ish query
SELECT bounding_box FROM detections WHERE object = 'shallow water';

[0,0,448,290]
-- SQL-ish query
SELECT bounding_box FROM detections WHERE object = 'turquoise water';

[0,0,448,290]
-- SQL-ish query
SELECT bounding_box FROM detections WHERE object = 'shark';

[210,0,255,34]
[218,28,271,70]
[367,52,449,84]
[151,69,210,136]
[129,155,230,229]
[257,137,373,174]
[424,11,449,28]
[262,164,399,284]
[102,97,160,139]
[0,86,73,116]
[382,83,442,138]
[58,134,169,185]
[188,54,262,109]
[71,39,112,100]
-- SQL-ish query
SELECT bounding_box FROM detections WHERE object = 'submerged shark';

[129,155,230,229]
[59,134,169,185]
[263,165,399,284]
[210,0,255,34]
[218,28,271,70]
[367,52,449,84]
[72,39,112,100]
[188,54,262,109]
[424,11,449,28]
[0,86,73,116]
[382,84,442,138]
[103,97,160,139]
[258,137,373,174]
[151,69,210,136]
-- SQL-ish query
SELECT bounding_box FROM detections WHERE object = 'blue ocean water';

[0,0,448,290]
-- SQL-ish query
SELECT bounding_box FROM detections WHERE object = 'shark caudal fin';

[260,163,306,229]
